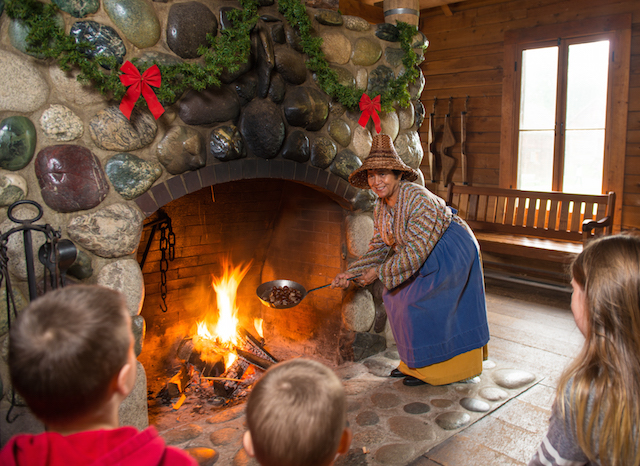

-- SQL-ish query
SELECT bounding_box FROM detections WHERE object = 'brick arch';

[133,159,360,218]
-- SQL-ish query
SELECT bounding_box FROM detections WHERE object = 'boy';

[0,285,197,466]
[243,358,352,466]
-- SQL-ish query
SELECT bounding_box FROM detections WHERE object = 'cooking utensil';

[257,274,362,309]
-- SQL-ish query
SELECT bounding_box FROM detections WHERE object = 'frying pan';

[256,275,362,309]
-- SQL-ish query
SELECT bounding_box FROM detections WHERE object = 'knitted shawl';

[347,181,453,290]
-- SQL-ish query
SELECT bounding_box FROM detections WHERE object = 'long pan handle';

[306,274,362,294]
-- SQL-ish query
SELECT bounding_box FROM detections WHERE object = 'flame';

[254,318,264,339]
[193,259,252,369]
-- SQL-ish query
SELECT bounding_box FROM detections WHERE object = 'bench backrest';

[446,184,615,243]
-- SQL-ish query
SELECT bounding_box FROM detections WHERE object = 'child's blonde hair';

[557,233,640,465]
[246,358,347,466]
[9,285,131,425]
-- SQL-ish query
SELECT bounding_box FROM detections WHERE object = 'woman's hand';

[331,273,353,289]
[358,268,378,286]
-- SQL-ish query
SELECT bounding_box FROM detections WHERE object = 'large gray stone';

[274,45,307,85]
[310,137,336,169]
[328,119,351,147]
[342,288,374,332]
[97,259,145,317]
[319,31,351,64]
[103,0,161,48]
[48,66,104,106]
[39,105,84,141]
[239,99,285,159]
[106,153,162,200]
[346,213,374,257]
[89,107,157,151]
[394,131,423,169]
[118,361,149,430]
[492,369,536,389]
[330,149,361,181]
[67,203,144,258]
[178,86,241,126]
[53,0,99,17]
[388,415,436,441]
[283,87,329,131]
[69,21,126,69]
[351,37,382,66]
[166,2,218,59]
[280,130,309,163]
[157,126,206,174]
[0,174,27,207]
[209,125,245,162]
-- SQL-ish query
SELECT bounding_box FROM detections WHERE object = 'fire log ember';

[267,285,302,307]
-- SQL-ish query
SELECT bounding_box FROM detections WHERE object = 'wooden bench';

[445,184,616,270]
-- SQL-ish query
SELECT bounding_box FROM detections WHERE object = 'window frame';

[499,14,631,232]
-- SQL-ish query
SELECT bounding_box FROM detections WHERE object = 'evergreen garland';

[5,0,424,112]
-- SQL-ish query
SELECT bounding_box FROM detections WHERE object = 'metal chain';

[158,218,175,312]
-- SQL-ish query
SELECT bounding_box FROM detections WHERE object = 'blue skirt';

[383,220,490,368]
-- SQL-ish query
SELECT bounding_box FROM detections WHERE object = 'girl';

[530,233,640,466]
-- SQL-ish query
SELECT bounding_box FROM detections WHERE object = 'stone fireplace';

[0,0,427,438]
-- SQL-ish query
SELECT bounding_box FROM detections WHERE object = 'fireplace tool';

[0,200,78,422]
[256,275,362,309]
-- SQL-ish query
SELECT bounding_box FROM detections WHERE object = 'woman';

[331,134,489,386]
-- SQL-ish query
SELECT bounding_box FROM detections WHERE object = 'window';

[500,15,630,229]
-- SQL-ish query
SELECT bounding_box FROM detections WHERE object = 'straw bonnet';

[348,134,419,189]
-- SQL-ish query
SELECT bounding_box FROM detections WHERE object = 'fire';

[254,318,264,339]
[193,259,252,367]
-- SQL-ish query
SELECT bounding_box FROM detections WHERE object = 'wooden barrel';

[383,0,419,27]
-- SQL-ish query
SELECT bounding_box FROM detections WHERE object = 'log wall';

[415,0,640,231]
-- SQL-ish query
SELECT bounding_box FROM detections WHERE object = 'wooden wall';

[415,0,640,231]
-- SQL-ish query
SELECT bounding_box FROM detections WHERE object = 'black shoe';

[389,368,405,378]
[403,375,427,386]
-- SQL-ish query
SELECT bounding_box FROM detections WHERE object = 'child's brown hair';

[245,358,347,466]
[558,233,640,465]
[9,285,131,425]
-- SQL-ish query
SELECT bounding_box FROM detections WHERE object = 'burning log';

[236,349,274,371]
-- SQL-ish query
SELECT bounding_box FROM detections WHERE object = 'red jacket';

[0,426,198,466]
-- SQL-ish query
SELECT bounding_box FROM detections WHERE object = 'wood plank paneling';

[420,0,640,229]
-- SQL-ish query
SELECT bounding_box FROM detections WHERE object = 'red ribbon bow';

[119,61,165,120]
[358,94,381,134]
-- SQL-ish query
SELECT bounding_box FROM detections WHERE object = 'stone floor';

[153,277,581,466]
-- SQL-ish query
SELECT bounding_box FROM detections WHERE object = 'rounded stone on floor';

[478,387,508,401]
[233,447,258,466]
[206,404,245,424]
[185,446,219,466]
[403,401,431,414]
[483,359,497,369]
[388,416,436,442]
[460,397,491,413]
[356,410,379,426]
[430,398,453,408]
[210,426,242,445]
[347,400,362,412]
[435,412,471,430]
[374,443,416,465]
[492,369,536,389]
[371,392,401,409]
[352,428,386,447]
[162,424,203,445]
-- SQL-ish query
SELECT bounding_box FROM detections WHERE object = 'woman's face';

[570,279,588,337]
[368,169,401,202]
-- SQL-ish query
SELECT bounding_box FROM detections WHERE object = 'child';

[0,285,197,466]
[529,234,640,466]
[243,358,352,466]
